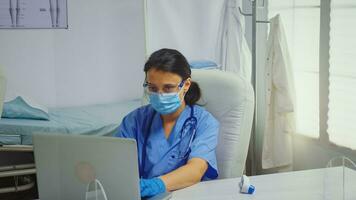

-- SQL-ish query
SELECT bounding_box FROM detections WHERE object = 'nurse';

[115,48,219,197]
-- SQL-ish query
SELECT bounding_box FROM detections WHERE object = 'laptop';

[33,134,172,200]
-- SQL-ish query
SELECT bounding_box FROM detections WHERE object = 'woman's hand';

[140,177,166,197]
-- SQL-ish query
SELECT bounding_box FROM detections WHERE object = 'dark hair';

[144,48,201,105]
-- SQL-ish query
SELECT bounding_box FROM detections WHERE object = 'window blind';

[328,0,356,149]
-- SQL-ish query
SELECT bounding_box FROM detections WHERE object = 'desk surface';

[171,167,356,200]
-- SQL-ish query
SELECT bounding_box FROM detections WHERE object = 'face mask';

[149,89,183,115]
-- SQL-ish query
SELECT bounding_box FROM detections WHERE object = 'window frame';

[319,0,330,145]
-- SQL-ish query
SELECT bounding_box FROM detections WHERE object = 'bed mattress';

[0,99,141,145]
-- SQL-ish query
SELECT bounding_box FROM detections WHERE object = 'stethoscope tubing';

[140,105,197,178]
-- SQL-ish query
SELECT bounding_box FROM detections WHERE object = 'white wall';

[0,31,57,106]
[0,0,145,107]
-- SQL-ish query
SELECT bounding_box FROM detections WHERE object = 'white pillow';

[0,65,6,117]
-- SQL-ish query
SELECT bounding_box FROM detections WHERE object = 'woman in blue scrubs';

[115,48,219,197]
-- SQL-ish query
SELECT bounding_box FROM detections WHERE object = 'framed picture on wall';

[0,0,68,29]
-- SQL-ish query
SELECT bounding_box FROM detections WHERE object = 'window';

[269,0,320,138]
[269,0,356,150]
[328,0,356,149]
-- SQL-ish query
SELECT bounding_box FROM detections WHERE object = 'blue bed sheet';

[0,99,141,145]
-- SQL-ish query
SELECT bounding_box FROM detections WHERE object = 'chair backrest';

[191,69,254,179]
[0,65,6,116]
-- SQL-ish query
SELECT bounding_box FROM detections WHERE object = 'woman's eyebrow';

[145,82,156,86]
[163,83,176,86]
[147,82,177,86]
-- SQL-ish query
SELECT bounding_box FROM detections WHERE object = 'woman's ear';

[184,78,192,93]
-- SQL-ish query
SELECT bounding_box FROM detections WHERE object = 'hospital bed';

[0,99,142,196]
[0,99,141,145]
[0,69,254,197]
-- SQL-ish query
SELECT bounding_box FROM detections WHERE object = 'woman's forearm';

[160,158,208,191]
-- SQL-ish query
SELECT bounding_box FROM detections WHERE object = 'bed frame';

[0,145,36,194]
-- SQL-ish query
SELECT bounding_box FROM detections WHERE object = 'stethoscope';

[140,105,198,178]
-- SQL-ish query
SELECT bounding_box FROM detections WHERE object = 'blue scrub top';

[115,104,219,180]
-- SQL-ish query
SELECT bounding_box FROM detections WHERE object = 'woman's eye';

[148,86,158,92]
[164,86,176,92]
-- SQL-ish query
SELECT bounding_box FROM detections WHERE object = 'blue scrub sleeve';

[114,110,138,139]
[188,113,219,180]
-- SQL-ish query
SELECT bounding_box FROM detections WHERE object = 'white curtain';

[145,0,224,61]
[145,0,251,79]
[216,0,251,80]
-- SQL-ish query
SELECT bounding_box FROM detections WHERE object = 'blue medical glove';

[140,177,166,197]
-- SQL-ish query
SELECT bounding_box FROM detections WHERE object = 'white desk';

[171,167,356,200]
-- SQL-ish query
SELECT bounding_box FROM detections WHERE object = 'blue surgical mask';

[149,90,183,115]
